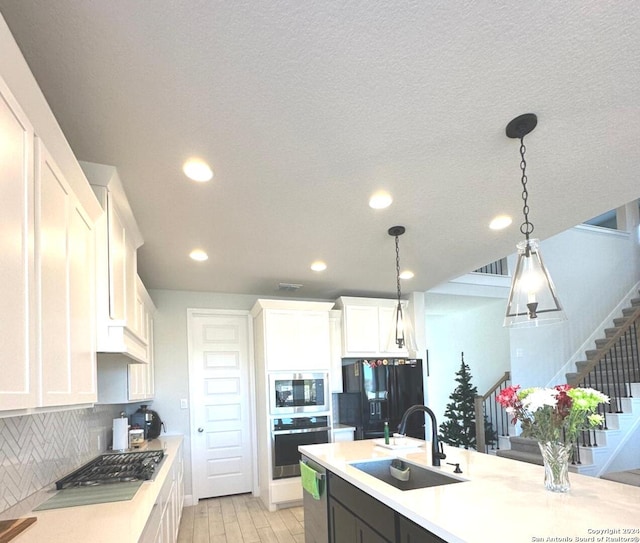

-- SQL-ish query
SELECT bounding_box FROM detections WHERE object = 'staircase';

[495,296,640,477]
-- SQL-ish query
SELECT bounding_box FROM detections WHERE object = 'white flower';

[521,388,558,413]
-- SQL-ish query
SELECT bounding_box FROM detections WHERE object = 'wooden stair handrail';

[474,371,511,453]
[567,305,640,387]
[479,371,511,400]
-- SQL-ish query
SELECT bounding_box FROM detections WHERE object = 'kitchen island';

[299,439,640,543]
[7,436,183,543]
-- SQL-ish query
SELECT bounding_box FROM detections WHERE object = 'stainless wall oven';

[272,415,330,479]
[269,372,329,415]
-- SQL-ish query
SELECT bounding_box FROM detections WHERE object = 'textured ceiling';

[1,1,638,300]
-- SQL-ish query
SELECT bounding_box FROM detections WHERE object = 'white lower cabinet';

[140,441,184,543]
[332,426,355,442]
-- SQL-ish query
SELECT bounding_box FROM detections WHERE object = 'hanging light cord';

[394,234,402,306]
[394,233,404,348]
[519,136,534,241]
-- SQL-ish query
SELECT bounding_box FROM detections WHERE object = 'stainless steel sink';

[349,458,465,491]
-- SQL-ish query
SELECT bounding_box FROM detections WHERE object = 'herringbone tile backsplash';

[0,405,123,514]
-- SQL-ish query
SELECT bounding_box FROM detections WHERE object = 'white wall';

[425,299,511,428]
[510,224,640,388]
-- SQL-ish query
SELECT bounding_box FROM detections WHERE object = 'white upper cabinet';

[0,67,100,412]
[81,161,149,363]
[38,141,97,406]
[1,18,103,413]
[336,297,410,358]
[341,304,380,355]
[96,278,156,404]
[0,75,37,411]
[329,310,343,393]
[128,278,156,401]
[251,300,334,371]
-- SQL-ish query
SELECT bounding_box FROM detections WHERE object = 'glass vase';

[538,441,571,492]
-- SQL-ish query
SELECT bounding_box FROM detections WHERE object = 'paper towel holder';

[112,416,130,452]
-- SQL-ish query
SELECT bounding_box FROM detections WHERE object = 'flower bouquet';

[496,384,609,492]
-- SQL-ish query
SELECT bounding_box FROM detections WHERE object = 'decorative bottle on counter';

[384,421,390,445]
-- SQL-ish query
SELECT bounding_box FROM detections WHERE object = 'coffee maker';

[130,405,164,440]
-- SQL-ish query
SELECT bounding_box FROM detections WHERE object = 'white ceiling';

[1,2,638,300]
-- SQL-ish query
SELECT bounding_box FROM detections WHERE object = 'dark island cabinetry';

[398,516,447,543]
[328,471,395,542]
[327,471,447,543]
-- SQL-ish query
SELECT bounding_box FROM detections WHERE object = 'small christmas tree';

[439,353,494,450]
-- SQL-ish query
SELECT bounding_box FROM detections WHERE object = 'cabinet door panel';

[329,498,356,543]
[328,472,395,542]
[68,206,96,399]
[39,153,71,403]
[357,519,392,543]
[124,236,137,330]
[265,310,298,368]
[298,312,330,370]
[343,306,379,354]
[0,80,36,410]
[329,310,343,392]
[40,144,97,406]
[107,198,126,321]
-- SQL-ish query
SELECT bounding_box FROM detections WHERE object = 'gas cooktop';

[55,450,165,490]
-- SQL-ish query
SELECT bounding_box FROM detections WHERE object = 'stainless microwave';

[269,373,329,415]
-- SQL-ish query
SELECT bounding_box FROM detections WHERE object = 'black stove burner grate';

[56,450,165,490]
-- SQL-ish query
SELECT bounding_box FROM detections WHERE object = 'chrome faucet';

[397,405,446,467]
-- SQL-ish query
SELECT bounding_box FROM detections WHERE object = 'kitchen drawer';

[327,472,395,542]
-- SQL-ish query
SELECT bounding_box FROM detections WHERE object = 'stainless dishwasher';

[300,455,328,543]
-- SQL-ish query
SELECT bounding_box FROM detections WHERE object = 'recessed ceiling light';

[369,191,393,209]
[399,270,414,280]
[311,261,327,272]
[183,159,213,182]
[189,249,209,261]
[489,215,512,230]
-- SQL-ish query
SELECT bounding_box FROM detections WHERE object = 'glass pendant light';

[504,114,566,328]
[387,226,417,351]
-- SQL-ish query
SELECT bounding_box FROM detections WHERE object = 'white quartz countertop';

[299,439,640,543]
[13,435,183,543]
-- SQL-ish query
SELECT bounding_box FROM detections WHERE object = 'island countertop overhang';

[299,439,640,543]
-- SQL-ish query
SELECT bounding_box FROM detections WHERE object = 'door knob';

[197,428,204,433]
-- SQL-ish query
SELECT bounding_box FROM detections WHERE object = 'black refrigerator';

[339,358,425,440]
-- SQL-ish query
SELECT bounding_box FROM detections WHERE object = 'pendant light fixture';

[503,113,566,328]
[387,226,417,351]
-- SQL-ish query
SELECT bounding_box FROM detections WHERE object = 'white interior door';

[188,310,255,501]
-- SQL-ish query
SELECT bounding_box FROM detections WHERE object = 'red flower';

[496,385,521,409]
[554,384,573,393]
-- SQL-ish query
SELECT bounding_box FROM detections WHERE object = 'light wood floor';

[177,493,305,543]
